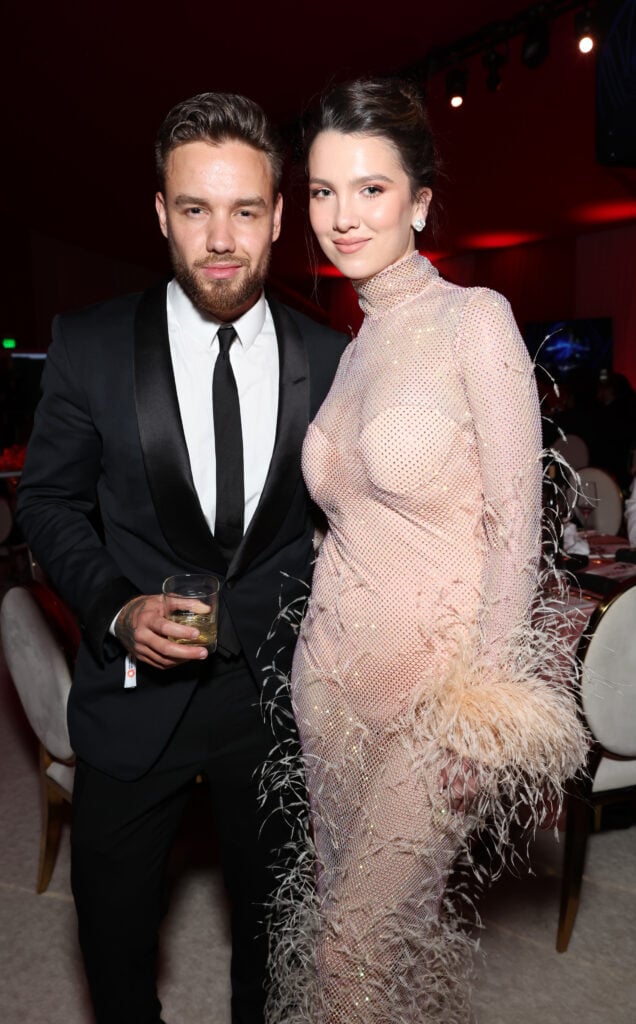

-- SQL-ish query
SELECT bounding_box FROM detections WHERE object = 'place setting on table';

[539,464,636,652]
[538,530,635,667]
[543,456,633,585]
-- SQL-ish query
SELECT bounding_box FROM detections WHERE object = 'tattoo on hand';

[115,596,151,653]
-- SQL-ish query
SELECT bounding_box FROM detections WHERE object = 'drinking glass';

[162,574,219,650]
[576,480,598,531]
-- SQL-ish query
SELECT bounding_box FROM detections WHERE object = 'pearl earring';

[413,217,426,232]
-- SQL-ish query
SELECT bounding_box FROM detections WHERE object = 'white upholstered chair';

[552,433,589,472]
[557,579,636,951]
[0,582,80,892]
[574,465,624,535]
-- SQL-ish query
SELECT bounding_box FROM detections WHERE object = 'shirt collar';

[167,278,266,352]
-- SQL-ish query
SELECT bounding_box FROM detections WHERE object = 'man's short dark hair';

[155,92,284,196]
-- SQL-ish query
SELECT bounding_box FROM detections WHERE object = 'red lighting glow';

[460,230,542,250]
[420,250,451,264]
[317,263,344,278]
[571,200,636,225]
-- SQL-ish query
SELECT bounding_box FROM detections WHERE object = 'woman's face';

[308,131,431,282]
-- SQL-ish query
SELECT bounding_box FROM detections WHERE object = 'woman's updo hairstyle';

[303,77,438,201]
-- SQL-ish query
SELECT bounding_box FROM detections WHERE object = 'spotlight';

[575,8,596,53]
[482,47,508,92]
[446,68,467,108]
[522,17,550,68]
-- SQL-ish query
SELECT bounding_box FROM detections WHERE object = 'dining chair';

[556,578,636,951]
[0,495,13,557]
[0,495,41,582]
[552,433,589,471]
[576,465,623,535]
[0,581,80,892]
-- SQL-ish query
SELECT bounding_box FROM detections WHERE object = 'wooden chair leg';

[37,749,66,894]
[556,794,592,952]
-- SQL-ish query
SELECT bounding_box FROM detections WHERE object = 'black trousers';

[71,656,293,1024]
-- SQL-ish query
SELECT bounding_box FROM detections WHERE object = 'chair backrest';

[579,581,636,758]
[0,585,75,762]
[552,433,589,471]
[577,465,623,534]
[0,497,12,544]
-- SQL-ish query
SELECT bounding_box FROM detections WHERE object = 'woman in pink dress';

[267,77,587,1024]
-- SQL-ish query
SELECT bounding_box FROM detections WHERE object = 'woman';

[267,78,587,1024]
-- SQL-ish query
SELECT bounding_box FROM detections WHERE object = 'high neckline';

[353,250,439,317]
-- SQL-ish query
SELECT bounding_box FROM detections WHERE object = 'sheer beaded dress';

[266,251,587,1024]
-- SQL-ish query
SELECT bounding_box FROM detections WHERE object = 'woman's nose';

[333,200,360,233]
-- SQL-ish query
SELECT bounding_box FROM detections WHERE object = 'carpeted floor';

[1,589,635,1024]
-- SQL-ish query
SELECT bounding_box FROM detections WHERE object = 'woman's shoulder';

[446,282,529,368]
[434,276,513,319]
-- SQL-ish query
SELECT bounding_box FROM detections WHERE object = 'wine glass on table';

[576,480,598,533]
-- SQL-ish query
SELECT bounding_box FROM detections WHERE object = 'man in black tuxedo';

[17,92,346,1024]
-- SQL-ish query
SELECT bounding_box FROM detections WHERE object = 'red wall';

[315,221,636,389]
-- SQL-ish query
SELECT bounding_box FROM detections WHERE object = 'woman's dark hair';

[155,92,284,197]
[303,77,438,200]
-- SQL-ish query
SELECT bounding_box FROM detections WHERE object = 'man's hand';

[115,594,208,669]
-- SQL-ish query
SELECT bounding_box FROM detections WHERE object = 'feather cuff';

[416,649,588,781]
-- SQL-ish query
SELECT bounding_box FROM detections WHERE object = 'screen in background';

[524,317,613,381]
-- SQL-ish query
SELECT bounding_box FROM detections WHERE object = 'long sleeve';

[456,288,542,652]
[17,318,138,657]
[417,288,588,822]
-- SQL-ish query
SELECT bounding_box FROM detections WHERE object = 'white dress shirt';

[166,278,279,533]
[114,281,280,669]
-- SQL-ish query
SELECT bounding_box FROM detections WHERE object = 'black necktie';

[213,325,244,562]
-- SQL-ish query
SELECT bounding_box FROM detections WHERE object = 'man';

[17,92,347,1024]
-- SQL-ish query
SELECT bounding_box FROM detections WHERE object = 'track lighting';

[482,47,508,92]
[398,1,598,116]
[575,7,596,53]
[521,16,550,69]
[446,68,468,108]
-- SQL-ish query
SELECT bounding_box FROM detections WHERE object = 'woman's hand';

[439,757,481,813]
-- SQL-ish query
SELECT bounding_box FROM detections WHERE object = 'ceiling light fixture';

[575,7,596,53]
[446,68,468,108]
[482,47,508,92]
[521,16,550,68]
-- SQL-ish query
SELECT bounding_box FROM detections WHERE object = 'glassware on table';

[575,480,598,530]
[162,574,219,650]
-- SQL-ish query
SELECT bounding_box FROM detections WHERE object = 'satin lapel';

[134,282,226,572]
[229,298,309,577]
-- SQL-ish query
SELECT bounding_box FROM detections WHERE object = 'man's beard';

[169,239,270,320]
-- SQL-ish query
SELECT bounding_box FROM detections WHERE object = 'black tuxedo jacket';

[17,282,347,781]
